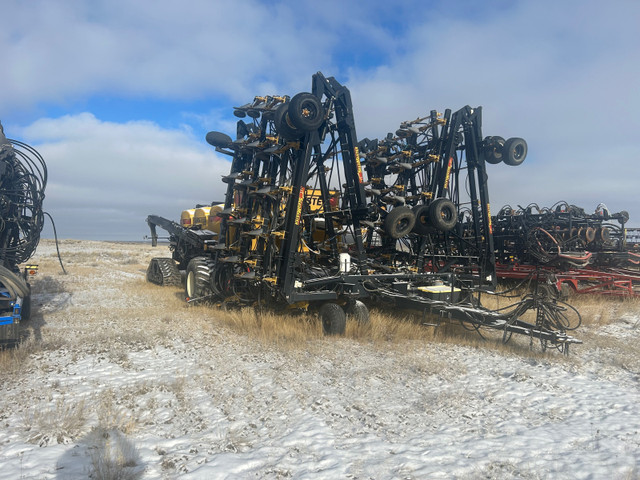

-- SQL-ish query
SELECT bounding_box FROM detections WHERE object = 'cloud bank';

[1,0,638,239]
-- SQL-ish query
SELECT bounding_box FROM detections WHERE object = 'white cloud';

[2,0,639,240]
[345,0,640,224]
[1,0,342,111]
[18,114,231,240]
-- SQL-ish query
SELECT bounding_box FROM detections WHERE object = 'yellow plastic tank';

[194,206,212,229]
[181,209,196,228]
[207,204,224,234]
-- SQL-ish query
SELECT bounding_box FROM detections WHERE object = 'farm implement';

[492,203,640,297]
[147,72,582,352]
[0,122,45,346]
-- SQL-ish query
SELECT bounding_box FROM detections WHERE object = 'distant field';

[0,239,638,479]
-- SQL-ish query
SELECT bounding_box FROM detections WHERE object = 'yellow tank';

[180,209,196,228]
[194,206,212,229]
[207,204,224,234]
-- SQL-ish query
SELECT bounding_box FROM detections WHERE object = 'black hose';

[43,211,67,275]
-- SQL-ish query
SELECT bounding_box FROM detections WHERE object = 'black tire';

[21,291,31,322]
[185,257,213,300]
[384,206,416,239]
[320,303,346,335]
[584,227,596,243]
[274,103,302,141]
[483,136,505,164]
[288,93,324,131]
[411,204,431,235]
[619,211,629,225]
[598,227,611,243]
[429,198,458,232]
[147,258,181,286]
[211,262,235,299]
[206,131,233,149]
[503,137,527,166]
[0,266,29,298]
[346,300,369,325]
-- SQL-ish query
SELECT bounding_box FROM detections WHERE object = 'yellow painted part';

[181,209,196,227]
[24,265,39,276]
[304,189,340,213]
[206,204,224,234]
[287,301,309,310]
[194,206,212,228]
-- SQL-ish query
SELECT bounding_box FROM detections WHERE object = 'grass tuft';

[89,428,142,480]
[22,398,87,446]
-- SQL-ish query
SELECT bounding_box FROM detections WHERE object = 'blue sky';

[2,0,639,240]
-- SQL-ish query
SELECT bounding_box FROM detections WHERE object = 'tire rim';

[186,271,195,297]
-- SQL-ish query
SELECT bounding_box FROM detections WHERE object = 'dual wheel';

[319,300,369,335]
[274,93,325,141]
[185,256,215,300]
[483,136,527,166]
[185,256,368,337]
[384,198,458,239]
[186,257,257,303]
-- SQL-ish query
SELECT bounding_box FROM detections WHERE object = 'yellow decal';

[487,203,493,234]
[443,156,453,190]
[295,187,305,225]
[354,147,363,183]
[306,193,325,211]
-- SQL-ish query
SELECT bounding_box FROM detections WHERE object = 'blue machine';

[1,120,46,347]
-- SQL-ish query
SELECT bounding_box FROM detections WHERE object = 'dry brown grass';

[0,340,37,376]
[22,397,88,446]
[569,294,640,326]
[14,239,640,369]
[88,428,141,480]
[95,389,138,435]
[199,300,549,358]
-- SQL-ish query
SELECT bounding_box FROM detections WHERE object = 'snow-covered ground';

[1,240,638,479]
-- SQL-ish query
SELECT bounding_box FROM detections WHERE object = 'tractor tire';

[0,265,29,298]
[346,300,369,325]
[147,258,182,287]
[185,257,214,300]
[483,136,505,164]
[384,206,416,239]
[287,93,324,131]
[320,302,346,335]
[412,204,431,235]
[274,103,302,141]
[429,198,458,232]
[503,137,527,166]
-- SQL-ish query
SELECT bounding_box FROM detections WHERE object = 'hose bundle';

[0,122,47,270]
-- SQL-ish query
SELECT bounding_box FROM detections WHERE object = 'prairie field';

[0,239,639,479]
